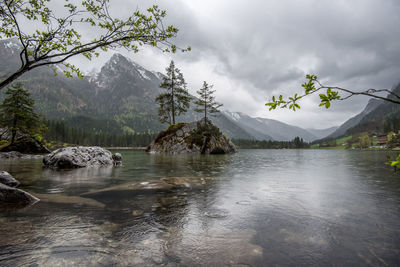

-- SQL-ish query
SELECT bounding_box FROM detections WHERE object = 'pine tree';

[0,83,45,144]
[155,60,192,124]
[194,81,223,120]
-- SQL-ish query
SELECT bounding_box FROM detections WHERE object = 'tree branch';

[266,74,400,111]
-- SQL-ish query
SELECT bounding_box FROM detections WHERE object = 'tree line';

[44,120,156,147]
[233,137,310,149]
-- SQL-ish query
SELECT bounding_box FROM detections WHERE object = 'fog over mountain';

[57,0,400,129]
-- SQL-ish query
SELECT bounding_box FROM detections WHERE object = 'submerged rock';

[0,151,44,159]
[0,171,20,187]
[34,193,105,208]
[146,118,237,154]
[0,183,39,207]
[82,176,214,197]
[43,146,122,169]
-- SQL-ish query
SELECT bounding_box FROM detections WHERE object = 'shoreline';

[105,146,147,150]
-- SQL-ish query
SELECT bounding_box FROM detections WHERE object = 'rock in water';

[43,146,122,169]
[0,171,20,187]
[0,183,39,207]
[146,118,237,154]
[112,153,123,166]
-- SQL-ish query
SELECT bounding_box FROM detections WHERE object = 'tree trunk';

[11,129,16,144]
[171,80,175,124]
[11,116,17,145]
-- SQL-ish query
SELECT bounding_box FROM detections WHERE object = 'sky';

[67,0,400,129]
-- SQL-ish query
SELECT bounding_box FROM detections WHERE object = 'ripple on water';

[236,200,251,206]
[46,188,64,194]
[205,208,230,219]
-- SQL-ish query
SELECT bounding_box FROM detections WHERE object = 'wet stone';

[0,171,19,187]
[0,183,39,208]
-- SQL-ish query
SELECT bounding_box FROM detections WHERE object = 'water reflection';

[0,150,400,266]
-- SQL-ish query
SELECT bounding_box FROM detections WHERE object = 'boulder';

[146,118,237,154]
[0,183,39,207]
[0,171,19,187]
[43,146,122,169]
[112,153,123,166]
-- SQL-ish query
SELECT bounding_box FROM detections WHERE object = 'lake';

[1,149,400,266]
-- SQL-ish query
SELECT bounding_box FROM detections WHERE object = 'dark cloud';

[61,0,400,128]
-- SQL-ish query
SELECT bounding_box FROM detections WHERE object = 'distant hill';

[345,83,400,135]
[222,111,320,142]
[0,38,336,142]
[316,83,400,141]
[326,98,383,139]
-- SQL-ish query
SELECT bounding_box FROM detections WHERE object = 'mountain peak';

[90,53,162,92]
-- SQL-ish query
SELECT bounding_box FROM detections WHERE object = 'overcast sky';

[68,0,400,129]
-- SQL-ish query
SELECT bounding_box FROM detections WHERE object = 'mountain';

[222,111,319,142]
[345,84,400,135]
[306,126,339,140]
[326,98,383,139]
[0,38,333,142]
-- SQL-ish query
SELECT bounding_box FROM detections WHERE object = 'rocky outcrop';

[0,129,50,154]
[43,146,122,169]
[0,171,39,208]
[146,119,237,154]
[0,171,20,187]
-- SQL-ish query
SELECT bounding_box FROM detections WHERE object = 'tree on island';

[0,1,189,90]
[155,60,192,125]
[0,83,46,144]
[194,81,223,120]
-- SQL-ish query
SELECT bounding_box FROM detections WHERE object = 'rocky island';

[146,118,237,154]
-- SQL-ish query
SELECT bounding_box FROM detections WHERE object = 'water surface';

[1,149,400,266]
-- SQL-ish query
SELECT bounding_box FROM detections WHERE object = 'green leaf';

[325,102,331,108]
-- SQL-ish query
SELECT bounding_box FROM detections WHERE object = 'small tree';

[359,133,371,149]
[194,81,223,120]
[0,83,45,144]
[387,131,398,148]
[155,60,191,125]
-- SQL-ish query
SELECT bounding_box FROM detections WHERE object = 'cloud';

[61,0,400,128]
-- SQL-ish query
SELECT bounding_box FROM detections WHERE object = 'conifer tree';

[155,60,192,124]
[0,83,45,144]
[194,81,223,120]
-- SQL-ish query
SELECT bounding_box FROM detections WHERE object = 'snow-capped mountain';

[0,39,337,141]
[222,111,319,142]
